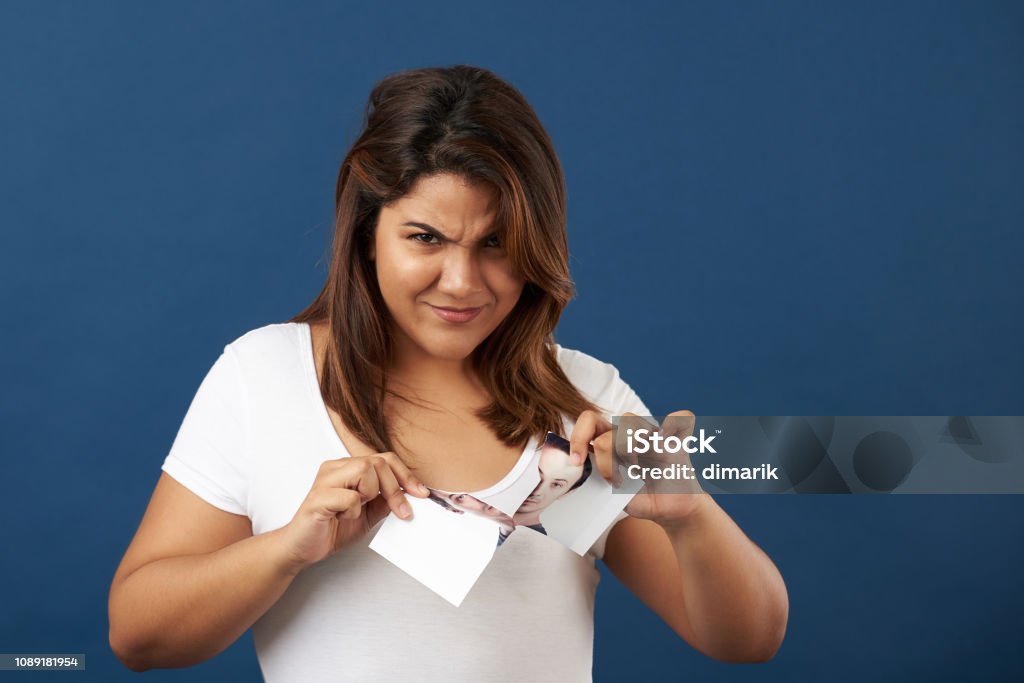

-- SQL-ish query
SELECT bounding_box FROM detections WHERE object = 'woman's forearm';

[108,528,299,671]
[661,496,789,662]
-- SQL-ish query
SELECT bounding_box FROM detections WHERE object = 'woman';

[108,64,788,679]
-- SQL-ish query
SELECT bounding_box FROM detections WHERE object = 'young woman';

[108,64,788,680]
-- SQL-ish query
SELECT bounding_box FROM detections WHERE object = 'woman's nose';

[437,247,484,299]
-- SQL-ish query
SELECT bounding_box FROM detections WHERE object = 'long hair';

[290,64,599,454]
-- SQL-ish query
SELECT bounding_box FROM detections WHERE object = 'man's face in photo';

[517,445,585,514]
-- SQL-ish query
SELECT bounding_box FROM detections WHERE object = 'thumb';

[660,410,696,439]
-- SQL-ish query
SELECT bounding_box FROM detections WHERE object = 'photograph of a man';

[513,433,593,535]
[426,489,516,546]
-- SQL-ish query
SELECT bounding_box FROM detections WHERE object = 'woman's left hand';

[569,409,709,526]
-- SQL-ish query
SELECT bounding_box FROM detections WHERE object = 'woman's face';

[517,446,585,514]
[372,173,526,364]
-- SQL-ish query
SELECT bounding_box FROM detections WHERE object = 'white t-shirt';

[161,322,651,682]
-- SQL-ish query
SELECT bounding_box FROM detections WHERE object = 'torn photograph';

[369,431,640,604]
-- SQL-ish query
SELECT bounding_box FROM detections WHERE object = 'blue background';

[2,1,1022,680]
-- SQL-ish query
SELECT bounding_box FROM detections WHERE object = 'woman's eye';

[410,233,440,245]
[484,234,502,248]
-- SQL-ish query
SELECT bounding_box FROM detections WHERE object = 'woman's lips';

[428,305,483,323]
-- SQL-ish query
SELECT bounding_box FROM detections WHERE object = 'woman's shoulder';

[549,342,618,375]
[222,321,309,370]
[549,342,651,418]
[548,342,630,406]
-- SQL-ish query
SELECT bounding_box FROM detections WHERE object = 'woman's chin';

[418,337,485,362]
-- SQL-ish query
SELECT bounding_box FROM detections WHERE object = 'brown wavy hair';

[290,64,599,453]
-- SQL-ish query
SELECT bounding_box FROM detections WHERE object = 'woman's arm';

[572,409,788,662]
[108,474,299,671]
[602,496,789,663]
[110,453,425,671]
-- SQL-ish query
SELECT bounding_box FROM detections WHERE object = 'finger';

[376,451,430,497]
[592,431,614,483]
[659,410,696,440]
[336,489,364,520]
[612,412,652,468]
[653,411,697,469]
[313,487,363,521]
[317,453,425,499]
[373,457,413,520]
[570,410,614,466]
[328,458,380,502]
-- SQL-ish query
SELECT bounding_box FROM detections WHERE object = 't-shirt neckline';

[296,321,538,498]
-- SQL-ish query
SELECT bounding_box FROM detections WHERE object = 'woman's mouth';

[428,304,484,323]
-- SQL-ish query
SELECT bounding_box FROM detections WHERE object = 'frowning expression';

[372,173,526,363]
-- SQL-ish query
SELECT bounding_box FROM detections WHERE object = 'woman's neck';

[311,319,489,404]
[387,333,486,399]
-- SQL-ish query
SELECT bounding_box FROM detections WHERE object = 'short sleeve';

[608,374,653,419]
[602,360,659,430]
[161,345,250,516]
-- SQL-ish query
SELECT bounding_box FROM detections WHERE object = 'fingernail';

[399,503,411,518]
[418,483,430,495]
[570,451,583,465]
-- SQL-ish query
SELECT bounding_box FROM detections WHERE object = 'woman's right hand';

[277,452,430,574]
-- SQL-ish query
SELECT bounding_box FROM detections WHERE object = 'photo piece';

[370,431,642,605]
[369,493,500,607]
[427,489,517,547]
[509,432,642,555]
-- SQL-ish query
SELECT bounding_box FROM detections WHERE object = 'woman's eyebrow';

[402,221,446,238]
[402,221,498,243]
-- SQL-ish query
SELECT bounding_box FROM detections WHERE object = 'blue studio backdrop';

[1,1,1022,681]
